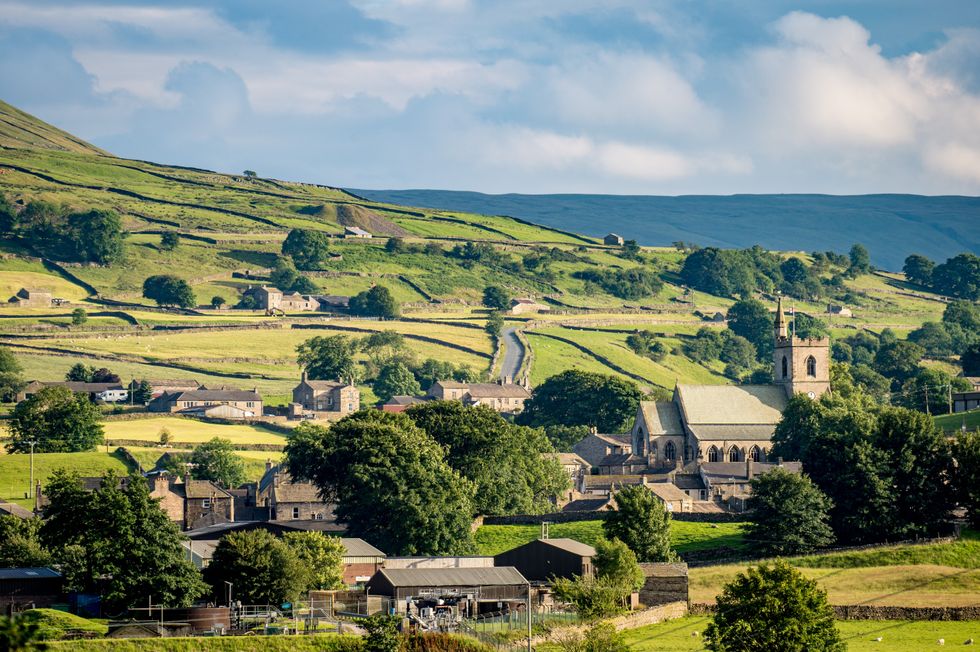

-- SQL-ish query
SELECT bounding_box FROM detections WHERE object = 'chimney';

[675,458,683,472]
[265,459,274,472]
[301,371,308,382]
[274,471,281,488]
[589,426,598,435]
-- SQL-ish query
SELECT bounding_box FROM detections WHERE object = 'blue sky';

[1,1,979,195]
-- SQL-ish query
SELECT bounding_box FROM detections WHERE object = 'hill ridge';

[0,99,108,156]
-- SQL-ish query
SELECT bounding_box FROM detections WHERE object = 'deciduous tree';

[373,362,421,402]
[296,335,361,383]
[727,299,773,361]
[190,437,247,489]
[516,370,643,433]
[204,529,308,605]
[282,531,346,591]
[7,386,104,453]
[0,345,24,402]
[746,469,835,556]
[602,485,676,562]
[350,285,399,319]
[482,285,512,311]
[142,274,196,308]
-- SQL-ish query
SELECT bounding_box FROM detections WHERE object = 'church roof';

[674,385,787,425]
[687,424,777,441]
[638,401,684,435]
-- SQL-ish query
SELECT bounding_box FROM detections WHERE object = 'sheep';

[874,637,883,642]
[937,639,944,646]
[691,631,699,637]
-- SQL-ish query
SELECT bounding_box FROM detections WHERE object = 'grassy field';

[125,446,278,480]
[620,615,980,651]
[0,450,133,506]
[0,269,91,301]
[103,417,288,446]
[48,634,364,651]
[935,409,980,432]
[472,520,747,556]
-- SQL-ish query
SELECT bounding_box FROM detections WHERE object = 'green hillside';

[0,100,964,393]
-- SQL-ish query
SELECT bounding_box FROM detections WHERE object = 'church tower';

[773,297,830,400]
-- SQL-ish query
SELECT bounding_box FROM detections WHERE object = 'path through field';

[499,326,524,381]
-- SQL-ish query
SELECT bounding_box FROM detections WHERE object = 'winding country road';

[499,326,525,381]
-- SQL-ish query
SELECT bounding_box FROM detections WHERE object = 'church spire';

[774,295,788,339]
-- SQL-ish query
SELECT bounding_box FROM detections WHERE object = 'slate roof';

[0,568,60,579]
[599,453,646,466]
[166,389,262,402]
[537,538,596,557]
[465,383,531,399]
[687,424,777,441]
[302,379,347,390]
[274,483,321,504]
[638,402,684,435]
[0,502,34,518]
[383,395,427,406]
[674,385,787,425]
[556,453,589,467]
[561,497,614,512]
[373,567,527,587]
[700,461,802,482]
[671,474,707,491]
[645,483,691,503]
[175,480,233,500]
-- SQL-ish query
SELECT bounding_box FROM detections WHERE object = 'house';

[700,460,802,509]
[17,380,128,403]
[380,395,428,412]
[572,433,631,469]
[257,463,334,522]
[560,496,615,513]
[644,482,693,513]
[953,390,980,413]
[148,388,263,419]
[964,377,980,391]
[6,288,52,308]
[34,474,186,525]
[291,373,360,417]
[143,379,201,399]
[493,538,595,583]
[553,453,589,495]
[510,298,550,315]
[365,567,529,614]
[631,297,828,471]
[174,480,235,530]
[427,380,531,414]
[598,453,648,475]
[0,501,34,519]
[242,286,320,312]
[603,233,625,246]
[827,304,853,318]
[344,226,372,238]
[0,568,63,610]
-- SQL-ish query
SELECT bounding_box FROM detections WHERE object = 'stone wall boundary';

[690,602,980,621]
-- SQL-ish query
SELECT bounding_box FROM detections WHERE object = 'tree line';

[0,194,124,265]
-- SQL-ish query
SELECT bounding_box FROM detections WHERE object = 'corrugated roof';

[0,567,60,579]
[538,538,596,557]
[376,567,527,587]
[342,538,385,557]
[638,402,683,435]
[675,385,786,425]
[687,424,776,441]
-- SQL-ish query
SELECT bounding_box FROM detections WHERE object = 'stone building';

[603,233,625,246]
[257,463,334,522]
[242,286,320,312]
[572,432,631,469]
[510,298,550,315]
[291,373,360,417]
[6,288,52,308]
[427,380,531,414]
[148,388,263,419]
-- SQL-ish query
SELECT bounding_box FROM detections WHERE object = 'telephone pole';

[27,440,38,500]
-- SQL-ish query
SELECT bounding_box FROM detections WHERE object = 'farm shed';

[493,538,595,583]
[0,567,63,610]
[365,567,528,613]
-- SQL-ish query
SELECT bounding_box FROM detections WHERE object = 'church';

[631,298,830,469]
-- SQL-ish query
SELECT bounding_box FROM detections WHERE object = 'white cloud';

[924,143,980,183]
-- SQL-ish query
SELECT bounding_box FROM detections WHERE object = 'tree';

[931,253,980,300]
[285,414,475,555]
[720,335,757,379]
[405,401,568,516]
[903,254,934,286]
[551,575,626,622]
[516,370,643,433]
[296,335,361,383]
[41,470,207,611]
[962,342,980,376]
[745,469,835,556]
[203,529,308,605]
[243,170,257,178]
[70,308,87,326]
[848,243,871,275]
[593,538,644,598]
[142,275,196,308]
[794,313,828,340]
[68,209,124,264]
[485,310,504,339]
[0,516,51,568]
[373,362,421,402]
[91,367,120,383]
[704,561,844,652]
[0,345,24,402]
[362,331,412,372]
[210,295,226,309]
[0,193,16,234]
[482,285,512,311]
[65,363,93,382]
[362,614,401,652]
[190,438,247,488]
[0,613,47,652]
[874,340,924,386]
[896,367,971,414]
[282,229,331,270]
[282,531,346,591]
[7,386,104,453]
[159,232,180,251]
[626,331,667,362]
[350,285,399,319]
[384,237,405,254]
[602,485,676,562]
[952,430,980,528]
[128,379,153,404]
[727,299,773,361]
[556,623,630,652]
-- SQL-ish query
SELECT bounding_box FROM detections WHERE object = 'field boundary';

[525,330,666,388]
[291,323,491,359]
[690,602,980,621]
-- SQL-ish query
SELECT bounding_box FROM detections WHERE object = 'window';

[750,446,762,462]
[314,513,323,520]
[700,490,707,500]
[707,446,719,463]
[806,356,817,377]
[729,447,741,462]
[292,507,300,519]
[664,441,676,462]
[202,499,211,508]
[781,356,788,378]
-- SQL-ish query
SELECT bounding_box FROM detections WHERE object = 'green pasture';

[620,616,980,652]
[0,269,91,301]
[935,409,980,432]
[0,450,133,507]
[48,633,366,651]
[124,446,279,481]
[102,417,288,446]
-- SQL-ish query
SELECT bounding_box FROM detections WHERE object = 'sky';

[1,1,980,195]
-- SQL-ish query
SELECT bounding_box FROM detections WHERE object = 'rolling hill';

[0,99,109,156]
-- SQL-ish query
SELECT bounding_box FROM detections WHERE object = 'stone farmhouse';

[427,380,531,414]
[631,297,829,469]
[243,285,320,312]
[6,288,53,308]
[148,387,263,419]
[257,463,334,522]
[603,233,625,246]
[571,432,632,469]
[510,298,550,315]
[290,373,360,419]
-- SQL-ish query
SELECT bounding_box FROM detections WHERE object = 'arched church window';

[806,355,817,377]
[707,446,719,463]
[664,442,676,462]
[729,447,741,462]
[781,356,788,378]
[750,446,761,462]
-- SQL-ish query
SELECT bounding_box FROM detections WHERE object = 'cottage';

[598,453,648,475]
[175,480,235,530]
[644,482,693,513]
[553,453,589,495]
[6,288,52,308]
[365,567,529,614]
[0,568,63,610]
[0,501,34,519]
[143,379,201,399]
[17,380,128,403]
[380,395,428,412]
[493,538,595,583]
[344,226,372,238]
[148,388,262,419]
[292,373,360,417]
[242,286,319,312]
[603,233,625,246]
[427,380,531,414]
[257,463,334,522]
[827,304,853,318]
[572,433,631,469]
[509,298,550,315]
